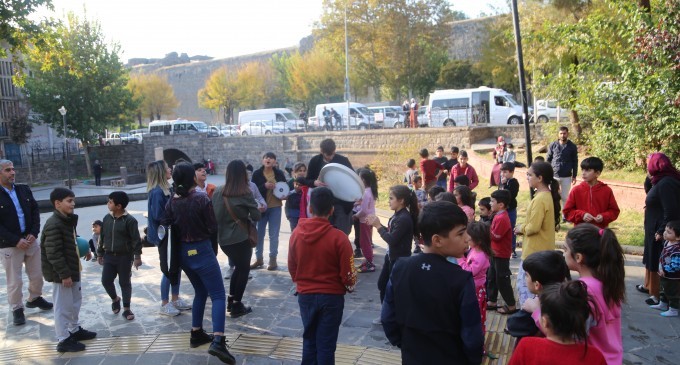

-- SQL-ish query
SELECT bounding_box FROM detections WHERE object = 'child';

[562,224,625,365]
[354,169,378,273]
[285,162,307,231]
[41,188,97,352]
[563,157,620,228]
[288,187,357,364]
[651,220,680,317]
[367,185,419,305]
[499,162,520,258]
[508,281,607,365]
[503,143,516,163]
[454,185,475,222]
[458,222,491,337]
[478,197,492,224]
[514,161,561,306]
[449,150,479,192]
[381,201,483,364]
[404,159,419,188]
[427,184,445,203]
[412,176,427,209]
[97,191,142,321]
[87,220,102,262]
[488,190,517,314]
[419,148,445,191]
[433,146,449,189]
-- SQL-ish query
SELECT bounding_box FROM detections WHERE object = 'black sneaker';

[208,336,236,365]
[190,328,214,348]
[645,297,660,306]
[57,336,86,352]
[353,248,363,258]
[230,302,252,319]
[13,308,25,326]
[26,296,53,310]
[71,326,97,341]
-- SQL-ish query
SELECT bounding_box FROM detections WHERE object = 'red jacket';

[563,181,620,229]
[490,210,512,259]
[288,217,357,294]
[420,159,444,186]
[448,163,479,191]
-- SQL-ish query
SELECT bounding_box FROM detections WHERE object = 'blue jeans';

[508,208,517,252]
[180,240,226,333]
[156,243,181,302]
[256,206,282,260]
[436,179,447,189]
[298,294,344,365]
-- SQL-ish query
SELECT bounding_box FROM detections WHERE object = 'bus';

[428,87,526,127]
[148,119,209,136]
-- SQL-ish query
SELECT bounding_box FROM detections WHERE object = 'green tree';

[234,61,273,109]
[128,73,179,125]
[285,47,345,108]
[0,0,52,61]
[437,59,483,89]
[198,66,239,124]
[23,13,136,174]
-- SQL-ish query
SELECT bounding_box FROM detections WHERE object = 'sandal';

[497,305,519,315]
[635,284,649,294]
[486,302,499,310]
[122,309,135,320]
[111,298,121,314]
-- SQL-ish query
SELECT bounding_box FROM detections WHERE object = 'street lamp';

[344,1,351,131]
[58,106,71,190]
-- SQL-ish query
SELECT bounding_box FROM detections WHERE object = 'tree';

[234,61,273,109]
[198,66,239,124]
[437,59,483,89]
[285,47,345,108]
[128,73,179,125]
[0,0,52,61]
[23,13,136,175]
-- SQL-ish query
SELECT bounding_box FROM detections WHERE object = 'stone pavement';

[0,177,677,364]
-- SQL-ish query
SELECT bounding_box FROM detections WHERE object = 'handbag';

[224,196,258,247]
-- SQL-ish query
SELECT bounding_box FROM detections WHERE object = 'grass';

[479,147,648,185]
[376,175,645,247]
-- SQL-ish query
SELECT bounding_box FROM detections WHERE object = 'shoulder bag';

[224,196,258,247]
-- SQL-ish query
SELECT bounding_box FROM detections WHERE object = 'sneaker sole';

[25,303,53,310]
[190,339,213,348]
[230,308,253,319]
[208,348,236,365]
[159,311,181,316]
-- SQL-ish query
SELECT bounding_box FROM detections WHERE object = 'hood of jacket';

[294,217,334,245]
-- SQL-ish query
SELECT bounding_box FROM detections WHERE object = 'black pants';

[352,219,361,251]
[101,253,133,307]
[94,173,101,186]
[487,256,516,306]
[377,254,392,303]
[221,239,252,302]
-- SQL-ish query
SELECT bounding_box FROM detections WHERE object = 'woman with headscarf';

[490,136,506,187]
[638,153,680,305]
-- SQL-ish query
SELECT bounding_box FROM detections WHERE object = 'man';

[303,139,355,235]
[0,159,52,326]
[322,107,332,131]
[93,160,103,186]
[546,126,579,220]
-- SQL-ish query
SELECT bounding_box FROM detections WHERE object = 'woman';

[250,152,287,270]
[490,136,506,187]
[146,160,190,316]
[161,163,234,364]
[639,153,680,305]
[213,160,261,318]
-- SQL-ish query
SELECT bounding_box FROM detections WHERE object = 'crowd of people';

[0,126,679,364]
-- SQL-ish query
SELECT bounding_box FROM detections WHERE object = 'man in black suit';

[0,159,52,326]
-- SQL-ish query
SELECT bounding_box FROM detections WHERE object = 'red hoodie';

[563,181,620,229]
[288,217,357,295]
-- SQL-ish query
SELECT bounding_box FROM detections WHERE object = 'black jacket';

[303,153,355,211]
[97,212,142,257]
[251,166,287,202]
[0,184,40,248]
[41,211,81,283]
[377,208,413,261]
[546,140,578,178]
[643,176,680,271]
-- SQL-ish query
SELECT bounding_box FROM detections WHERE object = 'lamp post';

[344,1,351,131]
[58,106,71,190]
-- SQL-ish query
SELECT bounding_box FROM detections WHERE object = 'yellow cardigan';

[520,191,556,260]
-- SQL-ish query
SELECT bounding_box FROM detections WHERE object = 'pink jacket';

[354,188,376,222]
[457,247,489,288]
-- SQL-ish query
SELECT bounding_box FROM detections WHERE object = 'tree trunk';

[83,142,92,177]
[639,0,651,12]
[137,112,142,127]
[569,109,582,142]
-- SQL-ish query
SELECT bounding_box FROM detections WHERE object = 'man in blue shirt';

[0,159,52,326]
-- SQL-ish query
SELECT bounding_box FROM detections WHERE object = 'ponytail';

[549,177,561,229]
[540,281,594,344]
[171,163,196,198]
[408,190,420,239]
[565,224,626,307]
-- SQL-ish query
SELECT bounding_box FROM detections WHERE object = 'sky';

[36,0,510,62]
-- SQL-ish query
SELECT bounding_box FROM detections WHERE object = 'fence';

[28,143,82,165]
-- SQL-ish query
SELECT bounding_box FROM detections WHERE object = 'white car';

[104,132,139,145]
[238,120,285,136]
[534,99,569,123]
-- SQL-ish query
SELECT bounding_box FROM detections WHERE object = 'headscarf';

[647,152,680,185]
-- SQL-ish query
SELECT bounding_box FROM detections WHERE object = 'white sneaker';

[372,317,382,325]
[172,298,192,311]
[650,301,669,311]
[660,308,679,317]
[159,302,180,316]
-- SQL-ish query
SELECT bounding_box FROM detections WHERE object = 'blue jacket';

[547,140,578,178]
[0,184,40,248]
[146,186,169,245]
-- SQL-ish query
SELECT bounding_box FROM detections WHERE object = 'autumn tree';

[128,73,179,125]
[234,61,273,109]
[438,60,484,89]
[285,47,345,108]
[198,66,239,124]
[23,13,136,174]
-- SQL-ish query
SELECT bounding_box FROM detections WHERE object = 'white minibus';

[238,108,305,132]
[428,87,525,127]
[148,120,209,135]
[314,102,380,130]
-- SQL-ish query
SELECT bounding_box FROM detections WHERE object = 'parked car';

[534,99,569,123]
[209,125,239,137]
[368,106,403,128]
[103,132,138,145]
[238,120,285,136]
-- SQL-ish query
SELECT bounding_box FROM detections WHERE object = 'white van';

[314,102,380,130]
[148,119,209,135]
[368,106,404,128]
[428,87,525,127]
[238,108,305,133]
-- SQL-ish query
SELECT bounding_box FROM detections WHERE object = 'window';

[276,114,286,122]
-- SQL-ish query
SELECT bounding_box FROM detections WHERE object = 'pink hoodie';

[457,247,490,288]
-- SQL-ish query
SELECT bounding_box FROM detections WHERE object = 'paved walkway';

[0,178,677,364]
